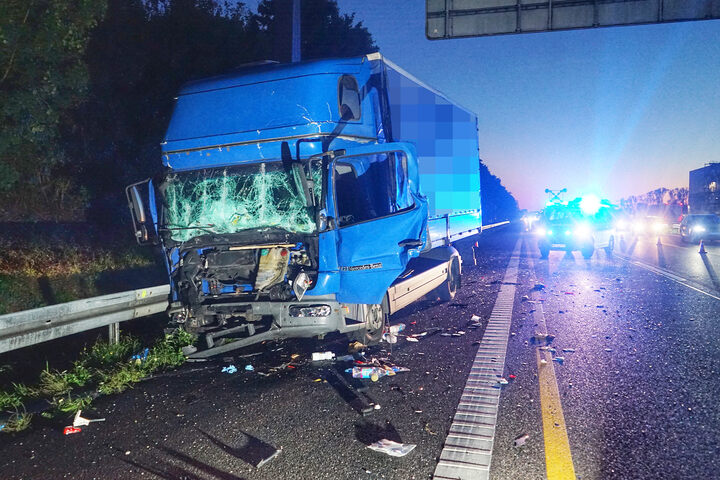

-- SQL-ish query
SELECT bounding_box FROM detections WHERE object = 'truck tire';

[434,257,460,302]
[581,244,594,259]
[351,301,387,346]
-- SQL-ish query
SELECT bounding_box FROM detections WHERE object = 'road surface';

[1,225,719,479]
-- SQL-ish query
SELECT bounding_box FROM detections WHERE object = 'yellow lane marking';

[524,236,576,480]
[536,347,576,480]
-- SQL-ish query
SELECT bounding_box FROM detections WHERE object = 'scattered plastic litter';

[532,283,545,290]
[497,378,509,385]
[470,314,481,322]
[63,426,82,435]
[540,359,548,365]
[367,439,416,457]
[0,424,5,431]
[514,433,529,447]
[311,351,335,361]
[532,333,555,345]
[73,410,105,427]
[508,374,516,379]
[382,324,406,344]
[291,353,300,360]
[562,348,576,353]
[406,337,419,343]
[245,364,255,371]
[521,295,529,302]
[440,333,452,337]
[336,354,355,362]
[604,348,613,352]
[553,357,565,365]
[222,365,238,374]
[131,348,149,365]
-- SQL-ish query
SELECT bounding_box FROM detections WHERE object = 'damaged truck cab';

[127,54,482,357]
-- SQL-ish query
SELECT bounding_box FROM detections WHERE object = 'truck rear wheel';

[434,257,460,302]
[351,301,387,346]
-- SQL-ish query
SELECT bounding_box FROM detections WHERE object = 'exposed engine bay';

[167,239,318,334]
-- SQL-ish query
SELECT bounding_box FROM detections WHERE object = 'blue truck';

[127,53,482,357]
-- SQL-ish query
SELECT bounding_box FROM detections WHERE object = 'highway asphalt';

[1,224,719,479]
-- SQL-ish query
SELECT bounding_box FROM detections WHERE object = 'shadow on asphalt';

[322,366,376,416]
[700,253,720,291]
[156,444,248,479]
[196,428,280,469]
[354,418,403,445]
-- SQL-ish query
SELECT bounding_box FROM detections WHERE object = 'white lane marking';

[433,239,522,480]
[614,252,720,301]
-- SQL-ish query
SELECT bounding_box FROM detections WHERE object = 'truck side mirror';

[126,180,158,246]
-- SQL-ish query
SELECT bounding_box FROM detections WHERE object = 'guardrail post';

[108,322,120,345]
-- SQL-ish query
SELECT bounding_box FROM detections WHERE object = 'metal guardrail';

[0,222,511,355]
[0,285,169,354]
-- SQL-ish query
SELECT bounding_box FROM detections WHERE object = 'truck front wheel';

[352,302,387,345]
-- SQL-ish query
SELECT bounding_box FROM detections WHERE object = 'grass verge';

[0,330,195,433]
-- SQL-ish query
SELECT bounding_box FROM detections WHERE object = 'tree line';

[0,0,517,225]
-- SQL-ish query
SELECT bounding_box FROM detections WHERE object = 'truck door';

[331,143,428,304]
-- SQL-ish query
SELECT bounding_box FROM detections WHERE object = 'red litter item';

[509,374,516,379]
[63,426,82,435]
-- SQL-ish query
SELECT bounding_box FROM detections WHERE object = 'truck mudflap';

[187,297,365,359]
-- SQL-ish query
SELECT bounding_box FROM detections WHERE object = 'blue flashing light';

[579,194,601,216]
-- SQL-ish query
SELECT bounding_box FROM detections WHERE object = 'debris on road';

[311,351,335,361]
[532,333,556,345]
[562,348,576,353]
[131,348,149,365]
[604,348,613,352]
[470,314,481,322]
[514,433,529,447]
[532,283,546,291]
[406,337,419,342]
[63,426,82,435]
[73,410,105,428]
[221,365,238,374]
[348,341,367,353]
[181,345,198,356]
[521,295,529,302]
[367,439,417,457]
[245,364,255,371]
[497,378,509,385]
[553,357,565,365]
[382,324,406,344]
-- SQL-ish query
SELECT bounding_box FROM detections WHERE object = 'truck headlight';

[693,225,706,233]
[289,304,332,317]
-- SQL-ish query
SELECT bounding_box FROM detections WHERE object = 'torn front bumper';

[190,296,365,358]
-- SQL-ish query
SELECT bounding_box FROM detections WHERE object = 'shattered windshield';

[160,161,322,242]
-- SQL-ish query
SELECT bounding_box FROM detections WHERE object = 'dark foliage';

[479,160,519,224]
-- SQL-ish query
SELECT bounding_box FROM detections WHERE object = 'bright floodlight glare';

[579,194,601,216]
[574,223,592,238]
[694,225,706,233]
[652,222,665,233]
[615,220,627,230]
[535,227,546,236]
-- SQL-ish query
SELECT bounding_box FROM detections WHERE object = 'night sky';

[246,1,720,209]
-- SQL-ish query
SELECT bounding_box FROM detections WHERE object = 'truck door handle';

[398,238,423,248]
